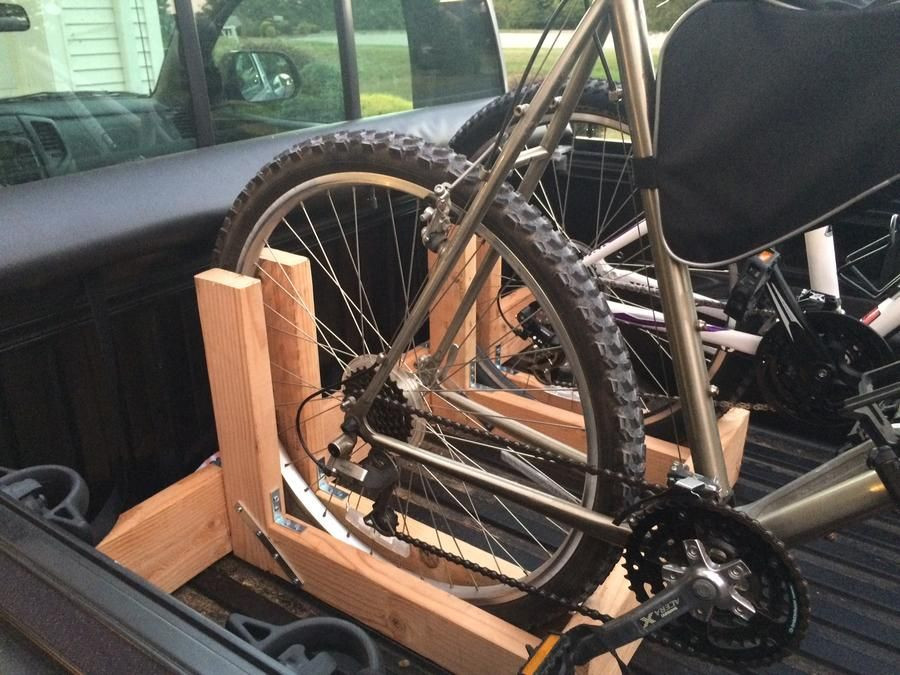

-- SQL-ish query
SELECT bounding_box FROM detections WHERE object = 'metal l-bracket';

[235,501,304,586]
[270,490,304,532]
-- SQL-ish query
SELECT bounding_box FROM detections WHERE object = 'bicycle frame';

[343,0,894,549]
[586,222,900,358]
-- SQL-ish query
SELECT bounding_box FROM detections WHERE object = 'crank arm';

[765,264,831,360]
[520,539,754,673]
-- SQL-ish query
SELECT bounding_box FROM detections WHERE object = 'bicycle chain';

[345,386,786,662]
[639,391,775,413]
[391,528,615,623]
[369,395,682,633]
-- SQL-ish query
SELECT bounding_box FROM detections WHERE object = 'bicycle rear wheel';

[214,131,644,627]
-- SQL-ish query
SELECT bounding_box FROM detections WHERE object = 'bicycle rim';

[220,162,628,612]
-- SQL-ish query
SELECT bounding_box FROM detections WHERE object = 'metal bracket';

[667,462,722,499]
[317,468,350,500]
[270,490,304,532]
[235,501,304,586]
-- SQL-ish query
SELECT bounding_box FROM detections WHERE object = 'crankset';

[521,498,809,673]
[756,310,895,423]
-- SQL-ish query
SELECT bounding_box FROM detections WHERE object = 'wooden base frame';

[98,261,748,675]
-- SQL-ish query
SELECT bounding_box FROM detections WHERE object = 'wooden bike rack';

[98,251,748,674]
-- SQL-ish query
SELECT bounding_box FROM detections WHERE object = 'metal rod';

[432,15,610,367]
[174,0,214,146]
[334,0,361,120]
[367,428,632,547]
[439,390,587,464]
[739,440,871,520]
[610,0,730,495]
[517,29,603,199]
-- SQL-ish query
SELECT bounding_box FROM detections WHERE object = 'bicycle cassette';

[341,355,427,446]
[623,499,809,667]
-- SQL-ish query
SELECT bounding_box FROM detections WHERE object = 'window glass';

[200,0,345,143]
[402,0,505,107]
[351,0,412,117]
[353,0,504,117]
[0,1,194,187]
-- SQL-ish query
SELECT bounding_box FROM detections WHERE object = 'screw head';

[692,578,717,600]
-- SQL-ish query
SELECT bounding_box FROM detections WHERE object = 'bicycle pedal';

[519,633,572,675]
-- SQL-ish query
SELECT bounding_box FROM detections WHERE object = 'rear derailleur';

[329,445,401,538]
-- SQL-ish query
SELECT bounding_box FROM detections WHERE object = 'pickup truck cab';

[0,0,504,185]
[0,0,504,502]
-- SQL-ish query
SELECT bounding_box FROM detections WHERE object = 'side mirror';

[221,50,299,103]
[0,3,29,32]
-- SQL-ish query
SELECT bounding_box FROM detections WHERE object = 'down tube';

[739,441,893,545]
[610,0,731,494]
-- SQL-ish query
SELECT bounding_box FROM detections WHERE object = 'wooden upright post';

[428,237,478,388]
[257,249,343,485]
[194,267,539,674]
[195,269,283,575]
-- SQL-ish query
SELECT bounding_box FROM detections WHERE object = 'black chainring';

[624,498,809,667]
[756,310,895,424]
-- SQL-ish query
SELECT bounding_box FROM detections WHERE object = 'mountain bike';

[214,0,900,668]
[450,78,900,429]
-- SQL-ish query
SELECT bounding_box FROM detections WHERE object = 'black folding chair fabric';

[654,0,900,266]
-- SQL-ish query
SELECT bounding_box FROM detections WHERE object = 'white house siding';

[61,1,125,90]
[129,0,165,93]
[0,1,165,98]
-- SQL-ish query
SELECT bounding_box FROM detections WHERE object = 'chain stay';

[369,393,657,623]
[378,395,663,493]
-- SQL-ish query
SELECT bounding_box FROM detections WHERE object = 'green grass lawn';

[502,47,622,87]
[502,46,662,88]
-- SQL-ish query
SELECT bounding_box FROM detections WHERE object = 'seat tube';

[611,0,731,495]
